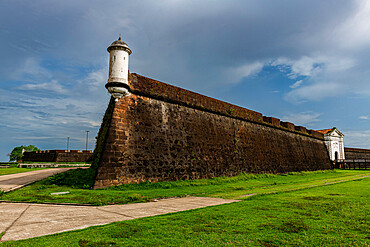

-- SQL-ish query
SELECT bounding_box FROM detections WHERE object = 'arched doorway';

[335,151,338,161]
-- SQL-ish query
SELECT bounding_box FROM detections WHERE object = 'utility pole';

[67,137,70,152]
[85,131,89,151]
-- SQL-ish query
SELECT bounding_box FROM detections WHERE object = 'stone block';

[294,126,308,134]
[280,121,295,131]
[263,116,281,127]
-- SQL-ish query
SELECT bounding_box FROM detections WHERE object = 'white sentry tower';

[105,36,132,100]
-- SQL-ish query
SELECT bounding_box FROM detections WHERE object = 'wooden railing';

[335,159,370,169]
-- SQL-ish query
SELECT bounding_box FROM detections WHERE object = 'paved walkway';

[0,197,239,242]
[0,168,85,192]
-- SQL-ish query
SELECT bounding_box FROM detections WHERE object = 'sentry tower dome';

[105,36,132,100]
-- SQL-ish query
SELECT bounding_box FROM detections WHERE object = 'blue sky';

[1,0,370,161]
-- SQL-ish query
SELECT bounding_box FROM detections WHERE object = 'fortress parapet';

[126,73,324,140]
[295,126,308,134]
[23,150,92,163]
[263,116,280,127]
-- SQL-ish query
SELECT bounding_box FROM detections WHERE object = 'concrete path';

[0,197,239,242]
[0,168,85,192]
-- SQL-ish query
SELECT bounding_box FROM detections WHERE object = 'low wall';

[344,147,370,160]
[93,73,331,188]
[23,150,93,163]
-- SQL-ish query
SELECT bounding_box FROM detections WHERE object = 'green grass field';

[0,167,47,176]
[0,169,368,206]
[1,173,368,246]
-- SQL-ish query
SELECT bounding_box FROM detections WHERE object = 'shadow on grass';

[45,168,95,189]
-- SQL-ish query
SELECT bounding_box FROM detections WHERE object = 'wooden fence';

[335,159,370,169]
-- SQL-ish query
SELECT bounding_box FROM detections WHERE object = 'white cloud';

[77,67,107,88]
[270,54,358,103]
[282,111,321,126]
[10,57,52,82]
[226,62,264,84]
[272,56,322,79]
[285,82,343,103]
[334,1,370,49]
[272,56,355,79]
[19,79,67,94]
[342,129,370,149]
[289,80,303,89]
[14,136,54,140]
[359,116,370,120]
[325,57,356,72]
[267,2,369,104]
[0,64,110,155]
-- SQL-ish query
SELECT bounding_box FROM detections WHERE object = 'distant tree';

[9,145,40,162]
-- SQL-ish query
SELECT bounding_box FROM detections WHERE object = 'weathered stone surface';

[128,74,322,138]
[281,121,295,131]
[23,150,92,163]
[129,73,264,123]
[263,116,281,127]
[94,90,331,188]
[294,126,308,134]
[344,147,370,159]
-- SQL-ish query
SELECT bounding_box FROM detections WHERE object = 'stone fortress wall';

[23,150,93,163]
[344,147,370,160]
[93,73,331,189]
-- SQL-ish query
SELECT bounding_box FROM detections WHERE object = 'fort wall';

[344,147,370,160]
[93,74,331,188]
[23,150,92,163]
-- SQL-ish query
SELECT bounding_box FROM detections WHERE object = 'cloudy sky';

[1,0,370,161]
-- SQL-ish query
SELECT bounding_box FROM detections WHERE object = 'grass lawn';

[0,169,368,206]
[0,167,47,176]
[1,174,368,246]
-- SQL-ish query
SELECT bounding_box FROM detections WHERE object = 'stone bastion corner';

[92,73,331,189]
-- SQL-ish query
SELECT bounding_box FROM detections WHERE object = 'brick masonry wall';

[23,151,92,163]
[344,147,370,160]
[94,75,331,188]
[23,152,57,162]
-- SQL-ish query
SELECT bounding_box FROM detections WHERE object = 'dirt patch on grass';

[278,219,309,233]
